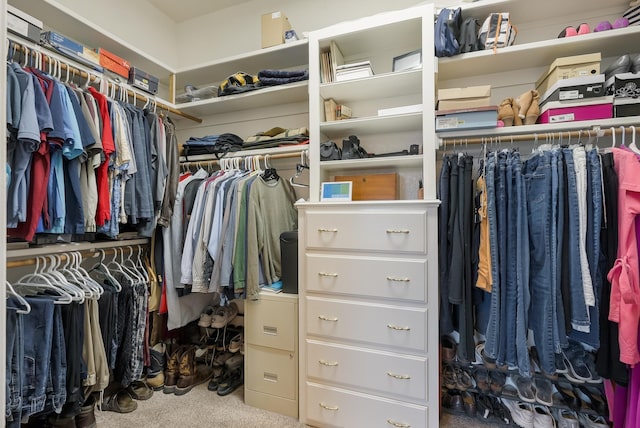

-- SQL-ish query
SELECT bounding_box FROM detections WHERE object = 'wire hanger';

[290,150,309,187]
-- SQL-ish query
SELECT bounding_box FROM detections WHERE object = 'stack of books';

[335,61,374,82]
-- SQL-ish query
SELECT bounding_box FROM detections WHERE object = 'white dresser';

[298,201,439,428]
[245,291,299,418]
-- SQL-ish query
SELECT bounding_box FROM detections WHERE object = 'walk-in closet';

[3,0,640,427]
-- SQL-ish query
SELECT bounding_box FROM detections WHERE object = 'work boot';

[100,390,138,413]
[163,345,186,394]
[75,395,97,428]
[175,346,214,395]
[147,343,166,391]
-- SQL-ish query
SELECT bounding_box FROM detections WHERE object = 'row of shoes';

[557,17,629,38]
[28,395,101,427]
[497,90,540,126]
[198,300,241,329]
[162,344,215,396]
[604,53,640,82]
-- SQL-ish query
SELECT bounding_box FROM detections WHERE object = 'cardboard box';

[261,11,291,48]
[7,5,42,43]
[334,173,398,201]
[438,85,491,110]
[607,72,640,98]
[40,31,104,71]
[538,96,613,124]
[540,74,606,104]
[128,67,159,94]
[436,106,498,131]
[536,53,601,97]
[96,48,131,79]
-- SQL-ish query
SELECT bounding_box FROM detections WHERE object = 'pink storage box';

[538,96,613,124]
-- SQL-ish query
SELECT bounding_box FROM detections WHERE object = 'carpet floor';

[94,384,493,427]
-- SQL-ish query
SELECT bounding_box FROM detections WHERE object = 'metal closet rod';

[180,151,305,167]
[7,37,202,124]
[438,125,639,146]
[5,244,148,269]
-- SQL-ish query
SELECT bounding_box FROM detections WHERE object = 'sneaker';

[553,408,580,428]
[578,413,609,428]
[555,352,568,374]
[563,341,592,382]
[211,302,239,329]
[489,370,506,394]
[533,404,556,428]
[502,399,534,428]
[198,306,217,328]
[229,333,243,353]
[508,374,536,403]
[584,352,603,384]
[533,376,553,406]
[441,335,458,363]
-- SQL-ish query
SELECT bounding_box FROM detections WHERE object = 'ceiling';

[146,0,251,23]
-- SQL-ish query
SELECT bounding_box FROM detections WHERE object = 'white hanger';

[6,281,31,314]
[43,255,85,303]
[13,257,73,304]
[72,251,104,298]
[134,246,150,283]
[629,126,640,155]
[89,249,122,292]
[611,127,617,148]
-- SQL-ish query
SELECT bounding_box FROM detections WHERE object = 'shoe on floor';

[164,345,188,394]
[126,380,154,400]
[578,413,609,428]
[474,367,490,394]
[553,407,580,428]
[508,374,536,403]
[101,390,138,413]
[147,343,166,391]
[502,398,534,428]
[442,390,465,414]
[175,346,214,396]
[217,366,244,396]
[76,395,97,428]
[441,335,458,363]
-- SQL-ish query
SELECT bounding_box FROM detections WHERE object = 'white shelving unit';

[298,5,439,428]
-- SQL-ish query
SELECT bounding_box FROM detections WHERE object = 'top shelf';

[12,0,175,85]
[174,39,309,89]
[438,25,640,81]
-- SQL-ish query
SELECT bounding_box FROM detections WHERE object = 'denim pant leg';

[484,154,501,361]
[571,149,603,348]
[49,305,67,414]
[524,152,556,374]
[5,303,22,420]
[22,297,55,419]
[514,154,531,375]
[550,151,560,351]
[495,153,509,366]
[555,150,568,350]
[573,147,595,315]
[505,154,518,368]
[563,148,590,330]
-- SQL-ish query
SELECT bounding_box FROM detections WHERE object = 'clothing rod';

[7,35,202,124]
[5,244,148,269]
[180,151,305,166]
[438,125,640,147]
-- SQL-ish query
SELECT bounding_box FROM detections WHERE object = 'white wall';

[174,0,429,67]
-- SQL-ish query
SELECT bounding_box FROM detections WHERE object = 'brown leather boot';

[163,345,186,394]
[175,346,214,396]
[146,343,166,391]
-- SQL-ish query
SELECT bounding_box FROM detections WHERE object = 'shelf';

[175,81,308,116]
[320,69,422,102]
[13,0,174,85]
[319,154,423,172]
[320,113,422,139]
[438,26,640,82]
[179,144,309,163]
[436,116,640,141]
[175,39,309,89]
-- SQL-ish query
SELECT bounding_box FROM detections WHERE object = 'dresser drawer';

[306,382,428,428]
[306,254,427,303]
[246,297,296,351]
[306,297,427,353]
[306,340,428,402]
[305,210,427,254]
[246,344,297,400]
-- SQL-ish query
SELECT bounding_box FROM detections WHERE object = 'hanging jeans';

[524,151,556,375]
[439,156,455,336]
[6,301,24,427]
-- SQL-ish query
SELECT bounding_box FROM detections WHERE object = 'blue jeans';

[43,305,67,415]
[505,154,518,367]
[554,150,569,352]
[571,149,603,348]
[524,151,556,375]
[21,297,55,419]
[562,149,590,330]
[483,153,501,363]
[6,302,23,424]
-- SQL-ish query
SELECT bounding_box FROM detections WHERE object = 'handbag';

[320,140,341,161]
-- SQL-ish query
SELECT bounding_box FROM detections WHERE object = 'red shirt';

[88,87,115,226]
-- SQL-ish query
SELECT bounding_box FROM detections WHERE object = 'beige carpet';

[94,384,491,427]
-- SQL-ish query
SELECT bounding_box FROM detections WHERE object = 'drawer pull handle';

[387,419,411,427]
[319,402,339,411]
[263,372,278,383]
[387,324,411,331]
[318,228,338,233]
[386,229,410,234]
[263,326,277,336]
[318,272,338,277]
[318,315,339,322]
[387,372,411,380]
[319,359,339,367]
[387,276,410,282]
